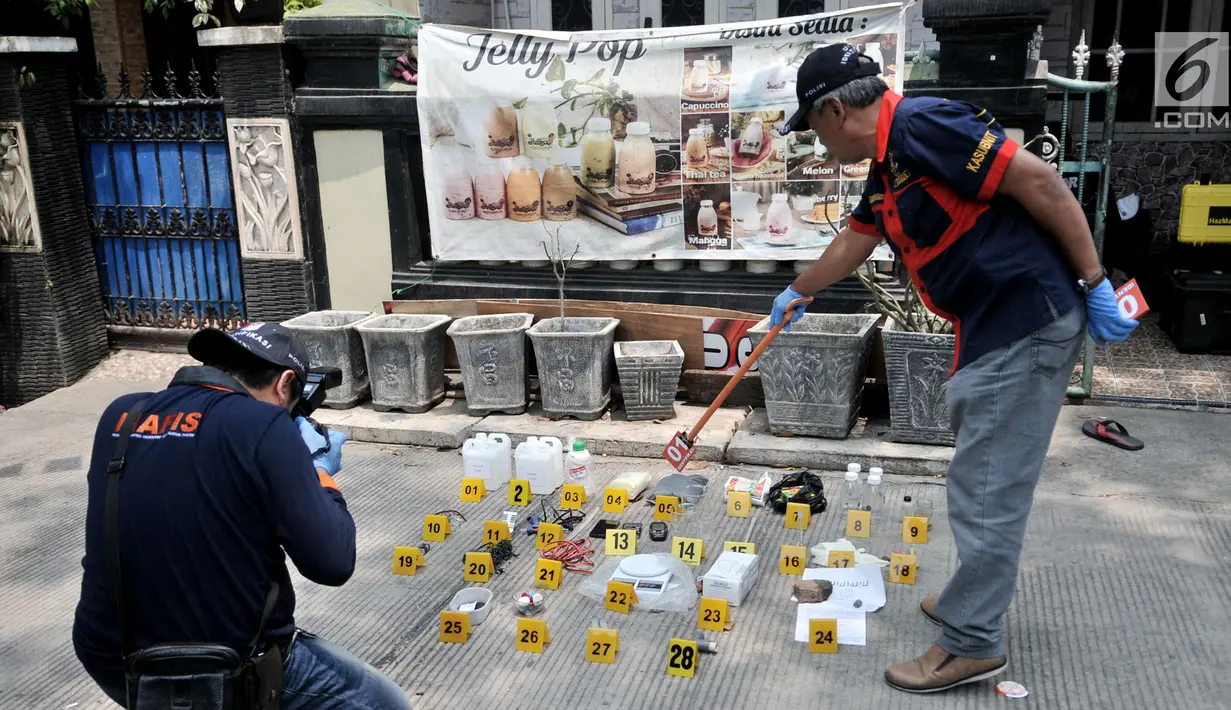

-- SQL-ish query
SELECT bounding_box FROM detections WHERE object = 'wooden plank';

[476,301,708,370]
[499,298,763,321]
[678,369,764,408]
[383,299,482,318]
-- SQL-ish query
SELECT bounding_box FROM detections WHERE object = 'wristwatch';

[1078,267,1106,295]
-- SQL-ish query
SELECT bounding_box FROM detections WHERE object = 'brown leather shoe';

[885,644,1007,693]
[920,594,942,626]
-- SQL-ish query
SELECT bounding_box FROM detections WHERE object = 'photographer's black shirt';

[72,367,356,691]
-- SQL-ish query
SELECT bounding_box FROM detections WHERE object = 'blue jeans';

[283,633,412,710]
[92,633,411,709]
[933,304,1086,659]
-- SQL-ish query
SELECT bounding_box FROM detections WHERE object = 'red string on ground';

[539,538,596,575]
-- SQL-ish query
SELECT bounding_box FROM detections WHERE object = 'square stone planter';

[614,340,684,421]
[354,314,452,414]
[749,313,879,439]
[883,319,956,446]
[447,313,534,416]
[282,310,374,409]
[528,317,620,420]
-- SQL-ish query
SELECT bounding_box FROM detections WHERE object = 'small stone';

[793,579,834,603]
[854,599,863,608]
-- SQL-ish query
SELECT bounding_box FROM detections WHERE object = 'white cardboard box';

[702,551,760,606]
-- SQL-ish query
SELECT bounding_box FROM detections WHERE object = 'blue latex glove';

[770,286,809,332]
[297,416,347,476]
[1085,279,1138,345]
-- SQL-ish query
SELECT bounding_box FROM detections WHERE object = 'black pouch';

[108,398,284,710]
[766,470,828,514]
[125,643,283,710]
[126,644,244,709]
[245,644,284,710]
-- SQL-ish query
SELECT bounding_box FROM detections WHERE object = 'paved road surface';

[1,379,1228,709]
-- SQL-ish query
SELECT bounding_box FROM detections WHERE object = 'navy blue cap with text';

[783,43,882,134]
[187,322,309,385]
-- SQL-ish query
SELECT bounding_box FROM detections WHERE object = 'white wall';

[314,130,395,312]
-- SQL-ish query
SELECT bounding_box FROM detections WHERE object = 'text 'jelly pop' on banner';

[416,5,907,264]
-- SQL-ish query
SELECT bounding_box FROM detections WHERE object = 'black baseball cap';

[783,43,882,134]
[188,322,309,385]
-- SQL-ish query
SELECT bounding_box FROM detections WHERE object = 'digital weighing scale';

[609,554,674,596]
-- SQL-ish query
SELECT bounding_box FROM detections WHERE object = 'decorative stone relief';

[0,122,42,254]
[882,327,955,446]
[227,118,302,260]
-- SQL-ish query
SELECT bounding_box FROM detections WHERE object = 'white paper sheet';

[802,565,887,612]
[794,602,868,646]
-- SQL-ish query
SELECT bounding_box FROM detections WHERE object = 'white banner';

[417,5,906,262]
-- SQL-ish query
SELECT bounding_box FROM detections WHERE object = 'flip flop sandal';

[1081,418,1144,451]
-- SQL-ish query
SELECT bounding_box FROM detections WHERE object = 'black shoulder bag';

[105,399,284,710]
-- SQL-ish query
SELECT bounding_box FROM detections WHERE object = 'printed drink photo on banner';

[732,181,840,252]
[681,46,733,113]
[414,3,908,263]
[731,111,788,182]
[681,113,731,183]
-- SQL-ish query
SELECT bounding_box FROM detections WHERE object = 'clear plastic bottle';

[565,439,593,497]
[864,468,882,513]
[902,494,915,522]
[842,466,862,511]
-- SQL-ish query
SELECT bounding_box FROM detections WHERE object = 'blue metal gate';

[75,65,245,331]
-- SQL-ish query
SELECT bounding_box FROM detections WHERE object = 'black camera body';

[292,367,342,420]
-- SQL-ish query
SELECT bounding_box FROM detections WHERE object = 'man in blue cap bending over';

[770,44,1138,693]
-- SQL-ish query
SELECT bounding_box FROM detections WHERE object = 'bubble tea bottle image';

[697,199,718,237]
[506,156,542,222]
[580,117,616,188]
[542,155,578,221]
[738,116,765,157]
[483,101,520,159]
[442,163,475,220]
[520,99,557,159]
[618,122,656,195]
[689,59,710,94]
[473,161,507,220]
[685,127,708,168]
[767,193,791,239]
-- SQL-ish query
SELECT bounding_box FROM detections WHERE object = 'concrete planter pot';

[354,314,452,413]
[282,310,375,409]
[748,313,879,439]
[614,340,684,421]
[883,319,956,446]
[528,317,620,420]
[447,313,534,416]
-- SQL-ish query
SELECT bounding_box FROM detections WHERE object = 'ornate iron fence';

[73,63,245,331]
[1047,32,1122,398]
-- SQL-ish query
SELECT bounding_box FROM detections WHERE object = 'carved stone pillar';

[198,26,313,322]
[0,37,108,406]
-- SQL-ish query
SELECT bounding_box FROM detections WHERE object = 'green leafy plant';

[518,58,637,148]
[17,67,36,88]
[284,0,320,14]
[144,0,219,28]
[35,0,94,27]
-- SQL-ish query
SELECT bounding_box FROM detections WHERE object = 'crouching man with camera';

[73,323,412,709]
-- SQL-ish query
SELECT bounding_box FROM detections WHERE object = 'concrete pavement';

[1,377,1229,709]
